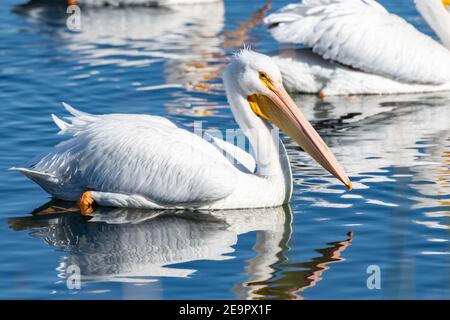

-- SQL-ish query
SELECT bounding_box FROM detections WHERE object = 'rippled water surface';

[0,0,449,299]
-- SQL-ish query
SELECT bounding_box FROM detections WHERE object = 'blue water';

[0,0,449,300]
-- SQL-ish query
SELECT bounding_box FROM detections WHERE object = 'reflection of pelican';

[12,51,351,212]
[264,0,450,95]
[9,204,289,283]
[309,93,450,178]
[15,1,271,118]
[9,203,353,299]
[291,92,450,175]
[16,1,225,92]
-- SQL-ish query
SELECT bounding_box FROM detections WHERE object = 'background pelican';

[12,50,351,213]
[17,0,270,116]
[264,0,450,95]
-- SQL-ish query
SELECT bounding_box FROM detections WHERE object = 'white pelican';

[264,0,450,95]
[12,50,351,214]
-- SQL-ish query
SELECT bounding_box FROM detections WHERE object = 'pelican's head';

[224,49,352,190]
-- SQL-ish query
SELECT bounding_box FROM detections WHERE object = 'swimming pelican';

[264,0,450,95]
[12,50,351,214]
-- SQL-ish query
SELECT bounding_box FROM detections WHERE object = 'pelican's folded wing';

[264,0,450,84]
[22,104,238,206]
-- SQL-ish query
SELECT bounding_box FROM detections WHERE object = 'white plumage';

[13,102,279,209]
[265,0,450,95]
[272,48,450,95]
[13,51,351,210]
[22,104,238,204]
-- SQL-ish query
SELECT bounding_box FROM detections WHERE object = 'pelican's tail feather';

[10,167,79,201]
[55,102,99,136]
[10,167,58,184]
[51,114,71,134]
[62,102,93,118]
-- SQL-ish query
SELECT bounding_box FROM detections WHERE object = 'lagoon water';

[0,0,449,299]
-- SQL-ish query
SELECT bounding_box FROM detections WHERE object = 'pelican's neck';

[223,76,292,189]
[416,0,450,49]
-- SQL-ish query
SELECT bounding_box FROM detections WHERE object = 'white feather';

[51,114,70,134]
[62,102,91,118]
[208,135,256,174]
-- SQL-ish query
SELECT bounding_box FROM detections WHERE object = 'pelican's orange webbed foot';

[319,92,326,100]
[78,191,95,216]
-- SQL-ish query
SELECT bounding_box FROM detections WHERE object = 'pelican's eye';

[258,71,272,90]
[259,72,269,81]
